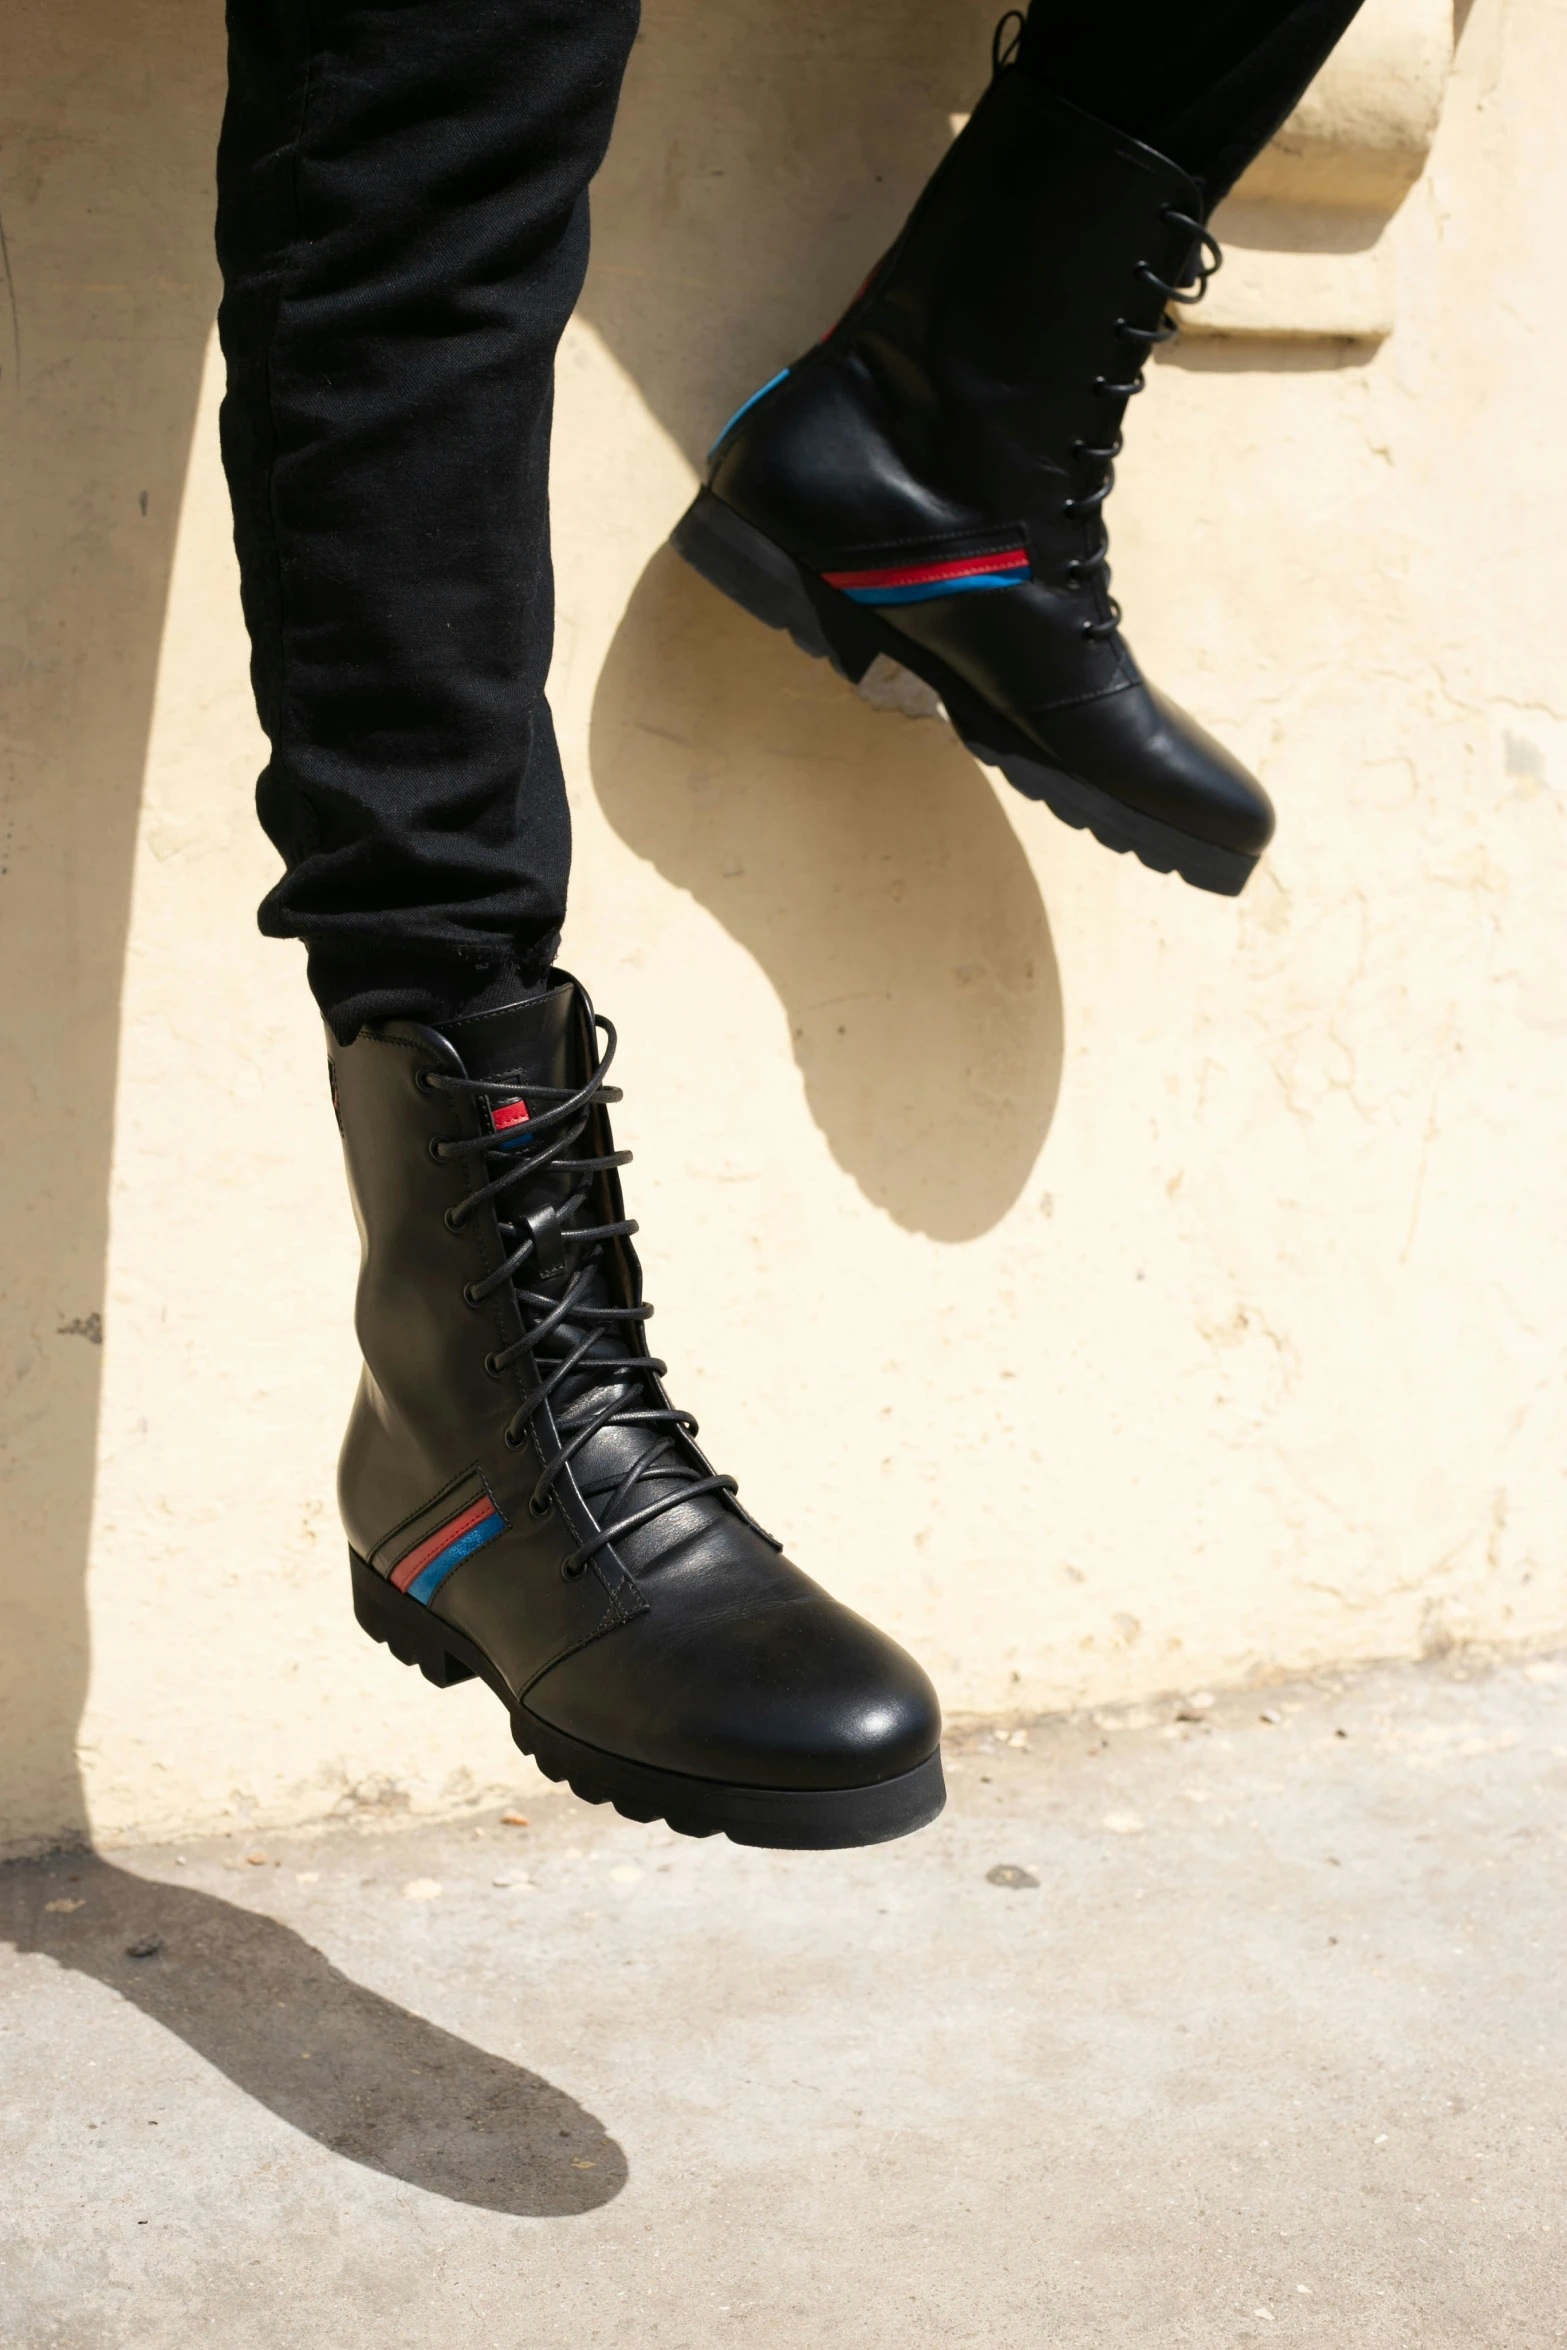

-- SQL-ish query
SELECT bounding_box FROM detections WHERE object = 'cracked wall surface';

[1,0,1563,1847]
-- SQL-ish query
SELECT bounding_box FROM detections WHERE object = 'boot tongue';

[443,978,597,1262]
[447,980,704,1560]
[443,979,584,1098]
[448,975,640,1418]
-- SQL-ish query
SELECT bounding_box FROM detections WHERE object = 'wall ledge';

[1185,0,1451,340]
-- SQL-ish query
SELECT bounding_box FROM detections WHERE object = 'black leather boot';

[331,975,944,1848]
[672,49,1274,897]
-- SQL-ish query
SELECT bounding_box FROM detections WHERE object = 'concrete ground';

[3,1652,1564,2349]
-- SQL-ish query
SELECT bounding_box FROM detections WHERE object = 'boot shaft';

[330,981,643,1570]
[711,65,1207,550]
[836,68,1203,496]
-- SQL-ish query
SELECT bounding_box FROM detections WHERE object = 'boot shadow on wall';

[579,0,1004,474]
[589,549,1063,1244]
[1,1854,626,2217]
[581,0,1062,1243]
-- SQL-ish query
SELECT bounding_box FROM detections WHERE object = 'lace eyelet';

[528,1494,552,1522]
[427,1137,447,1164]
[483,1352,504,1378]
[462,1282,481,1308]
[413,1067,440,1097]
[561,1558,587,1580]
[443,1205,468,1233]
[503,1427,522,1450]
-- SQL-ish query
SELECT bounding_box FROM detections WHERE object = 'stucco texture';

[0,0,1562,1851]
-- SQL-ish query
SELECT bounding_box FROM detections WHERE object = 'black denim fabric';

[217,0,640,1041]
[216,0,1359,1043]
[1018,0,1367,199]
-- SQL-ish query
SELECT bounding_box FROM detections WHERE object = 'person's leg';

[1016,0,1368,199]
[214,0,945,1847]
[672,1,1367,893]
[216,0,639,1043]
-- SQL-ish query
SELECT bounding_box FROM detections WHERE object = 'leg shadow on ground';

[1,1855,626,2218]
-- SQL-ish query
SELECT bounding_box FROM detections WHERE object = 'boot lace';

[992,10,1025,71]
[421,1018,741,1580]
[1063,210,1223,640]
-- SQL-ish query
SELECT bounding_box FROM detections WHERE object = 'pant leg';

[1017,0,1367,199]
[216,0,639,1044]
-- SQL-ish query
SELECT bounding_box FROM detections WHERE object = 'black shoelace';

[1063,211,1223,639]
[421,1016,738,1579]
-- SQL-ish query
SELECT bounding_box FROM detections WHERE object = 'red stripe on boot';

[823,548,1028,592]
[390,1495,499,1593]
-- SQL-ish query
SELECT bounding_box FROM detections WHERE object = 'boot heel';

[350,1549,477,1688]
[670,490,877,683]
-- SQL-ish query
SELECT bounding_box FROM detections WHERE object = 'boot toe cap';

[1038,678,1275,855]
[524,1589,942,1793]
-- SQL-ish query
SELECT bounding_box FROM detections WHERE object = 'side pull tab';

[524,1201,569,1281]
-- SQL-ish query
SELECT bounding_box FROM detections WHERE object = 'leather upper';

[332,979,941,1790]
[707,67,1274,857]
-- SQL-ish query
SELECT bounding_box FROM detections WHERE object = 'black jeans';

[216,0,1363,1043]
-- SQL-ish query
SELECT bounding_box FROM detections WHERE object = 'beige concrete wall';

[2,0,1563,1853]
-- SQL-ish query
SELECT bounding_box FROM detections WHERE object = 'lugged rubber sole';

[350,1550,946,1852]
[670,487,1259,898]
